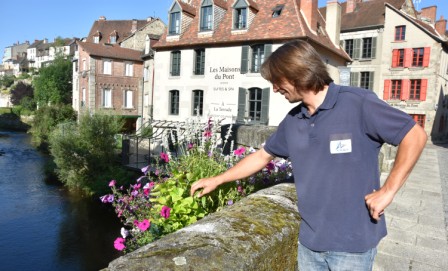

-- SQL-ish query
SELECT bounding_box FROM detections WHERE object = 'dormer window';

[93,31,102,43]
[169,3,181,35]
[233,0,247,29]
[200,0,213,31]
[109,31,118,44]
[272,4,284,18]
[145,35,150,54]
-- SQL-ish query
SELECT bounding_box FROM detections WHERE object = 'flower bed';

[101,118,293,253]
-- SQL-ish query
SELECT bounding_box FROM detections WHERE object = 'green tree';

[33,55,72,105]
[10,81,34,105]
[29,104,76,150]
[49,112,130,195]
[0,75,15,89]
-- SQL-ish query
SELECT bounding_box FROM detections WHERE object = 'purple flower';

[109,180,116,187]
[141,165,149,174]
[227,199,234,205]
[114,237,126,251]
[131,190,138,197]
[160,152,170,163]
[160,206,171,219]
[137,219,150,232]
[100,194,114,203]
[136,175,146,182]
[187,143,194,150]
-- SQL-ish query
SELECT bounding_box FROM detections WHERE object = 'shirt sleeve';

[263,117,290,158]
[362,93,416,146]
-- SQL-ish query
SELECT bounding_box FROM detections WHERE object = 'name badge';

[330,139,352,154]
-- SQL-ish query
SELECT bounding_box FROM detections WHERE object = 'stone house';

[320,0,448,142]
[27,38,78,70]
[152,0,350,126]
[72,17,165,132]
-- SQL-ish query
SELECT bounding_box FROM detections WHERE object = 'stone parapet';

[103,183,300,271]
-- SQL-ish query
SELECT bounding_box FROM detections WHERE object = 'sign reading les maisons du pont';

[209,66,240,122]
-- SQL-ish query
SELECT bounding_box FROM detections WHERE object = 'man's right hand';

[190,177,222,197]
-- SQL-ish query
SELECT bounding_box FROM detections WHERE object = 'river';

[0,131,122,271]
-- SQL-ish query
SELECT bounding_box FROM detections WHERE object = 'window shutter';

[353,39,361,59]
[240,46,249,74]
[371,37,377,59]
[260,87,270,125]
[401,79,410,100]
[420,79,428,101]
[237,87,247,122]
[264,44,272,60]
[369,72,374,90]
[404,48,413,67]
[383,80,391,100]
[340,40,345,49]
[350,72,359,87]
[392,49,398,67]
[423,47,431,67]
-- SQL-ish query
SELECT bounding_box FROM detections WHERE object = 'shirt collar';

[296,82,339,119]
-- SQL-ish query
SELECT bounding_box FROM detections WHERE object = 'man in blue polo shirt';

[190,40,427,270]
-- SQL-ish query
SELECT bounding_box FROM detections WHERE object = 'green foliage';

[29,104,76,150]
[0,75,15,89]
[49,112,128,195]
[20,96,37,111]
[33,55,72,105]
[10,81,34,106]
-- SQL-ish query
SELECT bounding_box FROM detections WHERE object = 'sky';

[0,0,446,64]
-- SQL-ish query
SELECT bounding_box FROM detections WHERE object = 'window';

[395,25,406,41]
[410,79,427,101]
[391,80,402,99]
[392,49,405,67]
[194,49,205,75]
[124,90,133,108]
[169,3,181,35]
[145,35,151,54]
[94,36,100,44]
[125,62,133,76]
[81,88,86,107]
[103,88,112,108]
[82,59,86,71]
[200,0,213,31]
[272,5,284,18]
[103,59,112,75]
[192,89,204,116]
[237,87,270,124]
[344,39,354,58]
[169,90,180,115]
[170,51,181,76]
[412,48,424,67]
[144,67,149,81]
[110,35,117,44]
[352,38,377,59]
[233,0,247,29]
[241,44,272,74]
[362,38,373,58]
[360,72,373,90]
[411,114,425,128]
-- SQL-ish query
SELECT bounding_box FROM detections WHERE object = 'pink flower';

[237,186,243,193]
[233,147,246,156]
[114,237,126,251]
[160,206,171,219]
[203,130,212,138]
[137,219,150,232]
[187,143,194,150]
[160,152,170,163]
[108,180,116,187]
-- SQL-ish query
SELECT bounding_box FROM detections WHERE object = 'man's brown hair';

[261,40,333,92]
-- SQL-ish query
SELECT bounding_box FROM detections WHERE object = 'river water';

[0,131,122,271]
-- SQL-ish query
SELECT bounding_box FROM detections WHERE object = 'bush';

[29,104,76,150]
[102,118,293,253]
[49,112,132,195]
[10,81,33,105]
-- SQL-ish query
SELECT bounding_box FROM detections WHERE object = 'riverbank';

[0,112,31,131]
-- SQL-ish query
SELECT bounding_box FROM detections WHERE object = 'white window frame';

[103,59,112,75]
[125,62,133,77]
[103,88,112,108]
[124,90,133,109]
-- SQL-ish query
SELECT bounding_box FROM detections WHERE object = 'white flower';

[120,227,129,238]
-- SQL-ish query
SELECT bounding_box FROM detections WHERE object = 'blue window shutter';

[241,46,249,74]
[237,87,246,123]
[260,87,270,125]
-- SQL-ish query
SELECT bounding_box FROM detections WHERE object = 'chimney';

[420,6,437,23]
[326,0,341,47]
[44,38,48,44]
[301,0,318,31]
[132,19,138,33]
[99,16,106,21]
[346,0,361,13]
[435,15,447,36]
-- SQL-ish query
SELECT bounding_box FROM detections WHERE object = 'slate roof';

[86,18,149,45]
[154,0,349,60]
[77,42,143,62]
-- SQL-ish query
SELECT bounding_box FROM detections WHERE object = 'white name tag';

[330,139,352,154]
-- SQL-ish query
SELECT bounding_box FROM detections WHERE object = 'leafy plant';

[102,118,293,253]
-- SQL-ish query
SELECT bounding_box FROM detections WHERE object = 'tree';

[0,75,15,89]
[10,81,34,105]
[33,55,72,105]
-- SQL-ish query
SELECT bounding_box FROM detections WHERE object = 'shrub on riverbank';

[49,112,135,195]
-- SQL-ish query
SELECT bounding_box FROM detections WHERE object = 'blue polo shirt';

[264,83,416,252]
